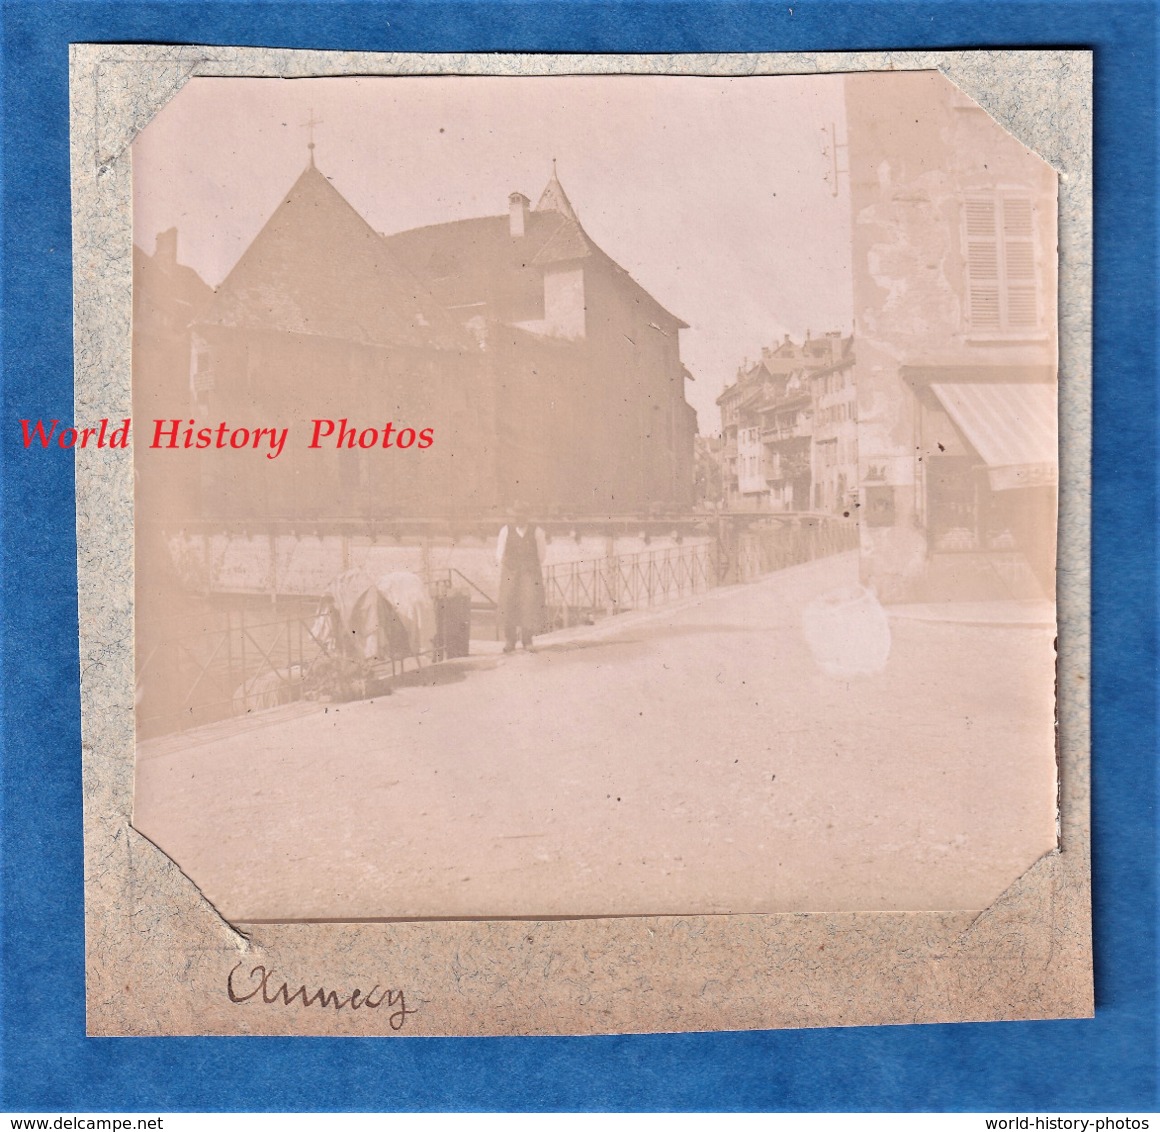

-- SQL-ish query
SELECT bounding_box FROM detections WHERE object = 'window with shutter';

[963,193,1040,334]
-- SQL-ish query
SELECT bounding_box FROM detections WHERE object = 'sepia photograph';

[128,70,1060,927]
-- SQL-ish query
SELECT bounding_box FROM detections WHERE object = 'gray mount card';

[71,46,1091,1036]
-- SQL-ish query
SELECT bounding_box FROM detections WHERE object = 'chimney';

[509,192,531,238]
[155,227,178,265]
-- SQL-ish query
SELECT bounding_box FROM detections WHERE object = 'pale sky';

[133,74,853,432]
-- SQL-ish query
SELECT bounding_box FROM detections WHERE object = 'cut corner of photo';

[72,48,1090,1038]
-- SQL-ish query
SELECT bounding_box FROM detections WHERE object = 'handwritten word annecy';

[19,418,435,461]
[227,962,416,1029]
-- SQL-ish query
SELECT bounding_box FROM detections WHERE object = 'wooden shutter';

[1002,197,1038,328]
[964,198,1001,329]
[964,194,1039,333]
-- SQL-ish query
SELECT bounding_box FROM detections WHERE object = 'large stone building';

[845,72,1058,602]
[385,172,697,516]
[175,159,696,521]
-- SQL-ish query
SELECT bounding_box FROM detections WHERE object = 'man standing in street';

[496,502,547,653]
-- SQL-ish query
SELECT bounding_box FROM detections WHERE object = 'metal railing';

[733,516,859,583]
[136,607,330,739]
[137,599,443,739]
[139,516,859,738]
[543,541,715,624]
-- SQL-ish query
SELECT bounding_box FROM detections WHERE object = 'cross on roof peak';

[302,108,323,165]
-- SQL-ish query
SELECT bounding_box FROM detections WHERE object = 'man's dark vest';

[503,526,541,573]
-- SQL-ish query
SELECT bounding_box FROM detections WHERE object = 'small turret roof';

[534,161,579,222]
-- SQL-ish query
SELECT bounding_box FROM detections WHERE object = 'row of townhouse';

[716,331,857,515]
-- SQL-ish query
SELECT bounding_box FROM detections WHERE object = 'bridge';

[137,512,859,738]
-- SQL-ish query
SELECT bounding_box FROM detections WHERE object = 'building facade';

[384,171,697,516]
[845,72,1058,602]
[166,160,696,522]
[809,345,858,515]
[716,332,854,513]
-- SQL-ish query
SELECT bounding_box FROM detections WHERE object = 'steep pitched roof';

[387,167,687,330]
[201,164,469,350]
[383,208,592,312]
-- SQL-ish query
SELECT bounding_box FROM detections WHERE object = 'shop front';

[914,375,1057,601]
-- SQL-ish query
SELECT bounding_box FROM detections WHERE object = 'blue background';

[1,0,1156,1113]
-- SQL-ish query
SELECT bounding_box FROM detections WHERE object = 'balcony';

[761,422,811,441]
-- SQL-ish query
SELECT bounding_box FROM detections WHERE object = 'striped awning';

[930,382,1058,492]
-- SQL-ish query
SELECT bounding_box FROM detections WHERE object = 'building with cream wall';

[845,71,1058,602]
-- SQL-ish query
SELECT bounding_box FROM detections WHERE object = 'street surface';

[134,552,1058,922]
